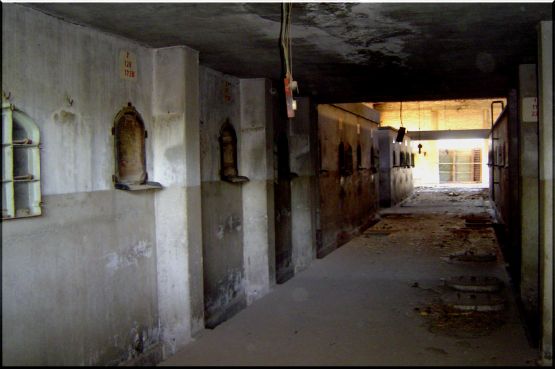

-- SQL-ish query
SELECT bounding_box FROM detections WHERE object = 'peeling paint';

[215,214,242,240]
[105,240,153,275]
[53,109,78,124]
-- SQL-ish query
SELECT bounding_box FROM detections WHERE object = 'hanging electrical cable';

[395,101,406,143]
[417,101,423,154]
[400,101,403,127]
[280,1,298,118]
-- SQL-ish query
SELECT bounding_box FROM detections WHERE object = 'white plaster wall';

[152,46,203,356]
[240,78,273,304]
[2,4,154,196]
[199,66,247,327]
[2,192,159,366]
[2,5,161,366]
[2,4,208,365]
[200,67,242,182]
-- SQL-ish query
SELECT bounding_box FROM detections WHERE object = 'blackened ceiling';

[26,2,552,103]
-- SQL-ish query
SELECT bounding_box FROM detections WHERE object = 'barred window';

[2,102,42,219]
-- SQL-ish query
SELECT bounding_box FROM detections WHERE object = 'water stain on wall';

[105,240,153,275]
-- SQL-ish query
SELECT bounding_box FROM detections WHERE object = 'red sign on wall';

[120,50,137,81]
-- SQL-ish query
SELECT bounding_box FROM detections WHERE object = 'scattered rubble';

[420,302,507,338]
[366,186,509,339]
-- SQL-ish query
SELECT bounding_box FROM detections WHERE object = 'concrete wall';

[289,97,318,273]
[2,6,300,364]
[316,104,380,258]
[518,64,540,336]
[199,67,246,328]
[2,5,161,365]
[152,46,203,356]
[240,78,275,303]
[199,69,276,325]
[538,20,553,366]
[376,127,414,207]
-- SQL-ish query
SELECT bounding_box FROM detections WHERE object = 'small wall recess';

[112,103,162,191]
[219,119,249,183]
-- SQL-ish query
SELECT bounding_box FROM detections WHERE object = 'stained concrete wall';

[2,5,154,195]
[2,5,161,365]
[152,46,203,356]
[2,192,159,365]
[376,127,414,208]
[272,91,297,283]
[538,20,553,366]
[199,67,246,328]
[317,104,380,258]
[239,78,275,303]
[518,64,539,336]
[289,97,317,273]
[199,70,276,324]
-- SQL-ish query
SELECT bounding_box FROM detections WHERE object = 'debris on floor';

[447,249,497,262]
[419,302,507,338]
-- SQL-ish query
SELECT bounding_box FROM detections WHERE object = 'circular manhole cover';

[448,249,496,262]
[441,291,505,311]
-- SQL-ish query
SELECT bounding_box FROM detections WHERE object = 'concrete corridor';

[160,187,537,366]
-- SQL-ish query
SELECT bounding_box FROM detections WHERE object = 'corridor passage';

[160,187,536,366]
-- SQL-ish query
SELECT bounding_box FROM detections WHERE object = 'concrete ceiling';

[26,2,552,103]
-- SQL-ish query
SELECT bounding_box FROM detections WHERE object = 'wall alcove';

[112,102,162,191]
[219,119,249,183]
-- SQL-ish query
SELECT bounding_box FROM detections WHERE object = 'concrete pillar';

[239,78,275,304]
[151,46,203,358]
[289,97,317,273]
[518,64,539,325]
[538,21,553,366]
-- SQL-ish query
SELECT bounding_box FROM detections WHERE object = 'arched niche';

[338,141,353,177]
[356,143,363,170]
[338,142,345,175]
[219,119,248,183]
[113,103,161,191]
[2,102,42,219]
[370,145,378,174]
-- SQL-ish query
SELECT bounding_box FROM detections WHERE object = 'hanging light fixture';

[396,101,406,142]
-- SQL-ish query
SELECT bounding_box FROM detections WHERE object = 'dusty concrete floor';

[160,187,537,366]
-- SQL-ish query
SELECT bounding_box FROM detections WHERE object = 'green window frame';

[2,101,42,220]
